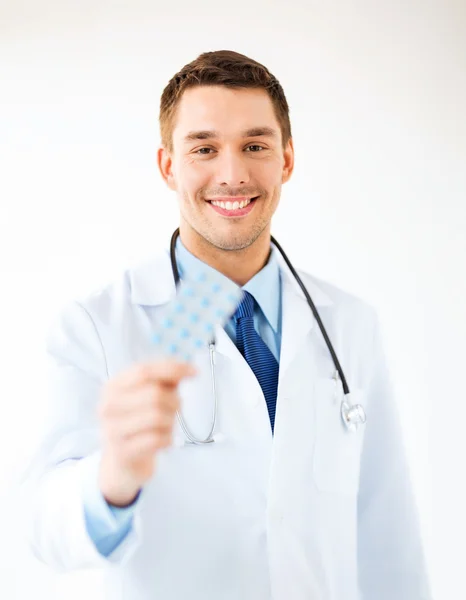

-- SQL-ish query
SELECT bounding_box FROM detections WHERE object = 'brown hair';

[159,50,292,152]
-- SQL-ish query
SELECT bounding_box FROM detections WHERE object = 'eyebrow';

[183,126,278,143]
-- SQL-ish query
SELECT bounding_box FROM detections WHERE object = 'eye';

[195,147,215,155]
[245,144,265,152]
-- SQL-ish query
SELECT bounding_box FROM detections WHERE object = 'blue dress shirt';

[83,237,282,557]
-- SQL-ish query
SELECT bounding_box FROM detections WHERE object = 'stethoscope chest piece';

[333,369,366,432]
[341,398,367,432]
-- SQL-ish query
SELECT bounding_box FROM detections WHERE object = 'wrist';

[98,455,142,507]
[104,487,141,508]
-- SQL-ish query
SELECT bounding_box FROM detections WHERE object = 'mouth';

[206,196,259,217]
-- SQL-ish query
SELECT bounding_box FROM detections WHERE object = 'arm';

[18,301,145,571]
[357,310,432,599]
[82,451,142,557]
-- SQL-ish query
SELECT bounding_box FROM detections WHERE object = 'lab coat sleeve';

[18,300,146,572]
[357,309,432,599]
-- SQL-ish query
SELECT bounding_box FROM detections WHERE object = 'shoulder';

[296,267,377,319]
[291,268,381,361]
[51,250,172,333]
[81,251,171,312]
[291,269,384,389]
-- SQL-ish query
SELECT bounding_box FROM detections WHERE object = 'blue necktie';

[235,291,279,433]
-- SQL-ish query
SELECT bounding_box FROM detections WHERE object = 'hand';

[97,359,197,507]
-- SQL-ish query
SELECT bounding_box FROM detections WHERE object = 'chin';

[204,225,266,252]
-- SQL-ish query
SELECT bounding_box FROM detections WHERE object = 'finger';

[115,408,177,440]
[102,386,180,418]
[136,385,180,413]
[115,360,197,390]
[123,430,173,459]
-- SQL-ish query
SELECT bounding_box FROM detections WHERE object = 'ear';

[157,146,177,191]
[281,137,295,184]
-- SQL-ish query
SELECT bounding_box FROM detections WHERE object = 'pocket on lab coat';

[312,378,366,495]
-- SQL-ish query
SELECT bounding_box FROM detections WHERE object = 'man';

[21,50,432,599]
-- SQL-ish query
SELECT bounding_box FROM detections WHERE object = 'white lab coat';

[20,246,432,600]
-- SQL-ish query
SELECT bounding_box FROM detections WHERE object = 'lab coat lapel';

[275,250,334,384]
[278,277,315,379]
[130,249,175,306]
[214,323,265,399]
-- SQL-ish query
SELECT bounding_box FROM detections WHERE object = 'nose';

[214,148,250,187]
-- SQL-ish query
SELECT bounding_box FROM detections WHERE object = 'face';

[158,85,294,251]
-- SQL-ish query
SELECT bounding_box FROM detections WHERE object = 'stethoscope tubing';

[169,228,350,394]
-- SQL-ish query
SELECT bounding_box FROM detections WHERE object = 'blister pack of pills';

[151,269,244,362]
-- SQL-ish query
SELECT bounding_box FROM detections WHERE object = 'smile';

[211,198,252,210]
[206,196,259,217]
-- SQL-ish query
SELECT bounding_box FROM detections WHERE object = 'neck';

[179,223,271,286]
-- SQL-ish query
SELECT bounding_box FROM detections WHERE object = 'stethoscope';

[169,228,366,444]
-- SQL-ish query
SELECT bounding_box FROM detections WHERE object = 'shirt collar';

[175,236,281,333]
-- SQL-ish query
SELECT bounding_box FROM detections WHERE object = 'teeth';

[211,198,252,210]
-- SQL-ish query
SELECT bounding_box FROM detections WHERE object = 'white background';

[1,1,465,598]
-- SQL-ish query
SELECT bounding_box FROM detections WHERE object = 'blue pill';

[163,318,174,328]
[179,328,190,339]
[200,297,210,308]
[193,338,203,348]
[189,313,200,323]
[168,343,178,354]
[211,282,221,293]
